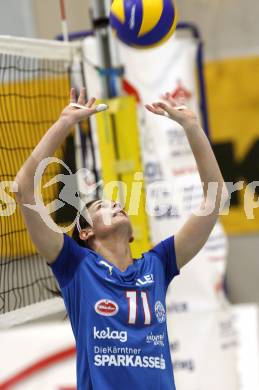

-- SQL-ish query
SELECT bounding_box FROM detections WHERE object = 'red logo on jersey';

[95,299,119,316]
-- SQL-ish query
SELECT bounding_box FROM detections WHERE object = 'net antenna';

[59,0,69,43]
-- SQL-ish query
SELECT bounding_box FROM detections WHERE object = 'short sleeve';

[48,233,89,288]
[150,236,180,287]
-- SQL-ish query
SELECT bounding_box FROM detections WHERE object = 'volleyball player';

[15,87,228,389]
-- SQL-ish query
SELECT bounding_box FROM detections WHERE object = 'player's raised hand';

[60,88,108,127]
[145,92,199,130]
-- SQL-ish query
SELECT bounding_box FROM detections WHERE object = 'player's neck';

[95,236,133,272]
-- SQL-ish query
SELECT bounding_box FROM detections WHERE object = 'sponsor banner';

[169,308,238,390]
[83,35,228,311]
[117,36,228,311]
[0,309,258,390]
[0,323,76,390]
[232,304,259,390]
[166,223,229,313]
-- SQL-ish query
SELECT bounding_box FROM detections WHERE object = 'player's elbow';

[14,175,34,204]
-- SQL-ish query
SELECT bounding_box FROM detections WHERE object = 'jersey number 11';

[126,291,151,325]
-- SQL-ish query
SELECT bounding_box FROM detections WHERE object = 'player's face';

[88,200,133,240]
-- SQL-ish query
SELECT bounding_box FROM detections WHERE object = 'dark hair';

[71,199,99,249]
[48,199,100,304]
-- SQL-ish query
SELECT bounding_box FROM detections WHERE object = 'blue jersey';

[50,234,180,390]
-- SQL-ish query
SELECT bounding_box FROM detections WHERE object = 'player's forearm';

[15,118,72,200]
[32,118,71,162]
[184,123,228,210]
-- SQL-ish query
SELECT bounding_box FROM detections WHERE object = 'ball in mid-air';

[110,0,178,49]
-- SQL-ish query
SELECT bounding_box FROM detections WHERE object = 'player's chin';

[112,214,131,228]
[112,215,129,226]
[112,211,129,220]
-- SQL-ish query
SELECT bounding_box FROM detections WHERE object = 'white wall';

[33,0,91,39]
[177,0,259,59]
[0,0,36,37]
[227,236,259,304]
[0,0,91,39]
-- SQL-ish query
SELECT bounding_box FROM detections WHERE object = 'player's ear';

[80,227,94,242]
[129,235,134,243]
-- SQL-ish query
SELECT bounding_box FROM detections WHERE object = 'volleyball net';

[0,36,86,327]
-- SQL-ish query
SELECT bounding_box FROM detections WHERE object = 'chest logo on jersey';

[136,273,154,286]
[93,327,127,343]
[99,260,113,276]
[146,332,165,347]
[155,301,166,323]
[95,299,119,317]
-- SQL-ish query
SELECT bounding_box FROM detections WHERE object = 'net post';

[89,0,122,98]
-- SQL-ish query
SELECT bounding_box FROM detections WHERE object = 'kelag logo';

[93,327,127,343]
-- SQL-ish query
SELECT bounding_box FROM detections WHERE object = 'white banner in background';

[169,309,238,390]
[82,35,236,390]
[83,35,228,312]
[118,37,228,312]
[2,307,257,390]
[0,313,239,390]
[233,305,259,390]
[0,323,76,389]
[0,307,257,390]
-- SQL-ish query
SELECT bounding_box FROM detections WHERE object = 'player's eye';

[98,201,110,209]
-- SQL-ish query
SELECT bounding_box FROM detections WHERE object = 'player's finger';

[145,104,153,111]
[93,103,109,114]
[77,87,86,105]
[86,97,96,108]
[156,102,171,112]
[145,104,164,116]
[153,102,167,115]
[70,88,76,103]
[145,104,158,114]
[156,102,178,117]
[175,105,188,111]
[86,108,98,116]
[84,104,108,117]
